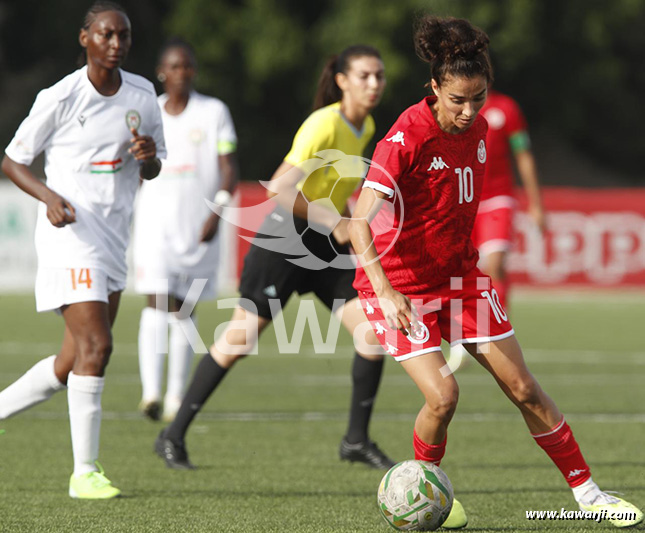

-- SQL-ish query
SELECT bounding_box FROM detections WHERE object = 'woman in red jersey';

[348,15,642,530]
[473,88,545,309]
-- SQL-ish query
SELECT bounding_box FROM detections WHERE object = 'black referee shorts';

[238,207,358,320]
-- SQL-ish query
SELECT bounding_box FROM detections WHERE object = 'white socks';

[67,373,104,476]
[138,307,168,403]
[166,315,196,406]
[138,307,196,417]
[0,355,66,420]
[572,477,617,506]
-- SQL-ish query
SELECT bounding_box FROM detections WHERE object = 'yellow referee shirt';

[284,102,375,214]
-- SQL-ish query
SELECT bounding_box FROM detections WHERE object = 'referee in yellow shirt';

[156,45,393,470]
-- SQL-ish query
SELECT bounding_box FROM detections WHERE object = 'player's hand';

[529,204,547,235]
[332,217,350,245]
[44,191,76,228]
[129,128,157,161]
[377,287,413,333]
[199,213,220,242]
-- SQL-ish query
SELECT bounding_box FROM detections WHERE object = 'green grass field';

[1,290,644,532]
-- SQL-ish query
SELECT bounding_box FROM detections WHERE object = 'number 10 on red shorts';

[358,268,515,362]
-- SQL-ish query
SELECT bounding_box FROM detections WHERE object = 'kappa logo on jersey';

[78,115,86,127]
[386,131,405,146]
[427,157,449,171]
[374,322,387,335]
[364,302,375,315]
[477,140,487,163]
[125,109,141,131]
[386,342,398,355]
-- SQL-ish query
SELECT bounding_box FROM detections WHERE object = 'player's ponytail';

[414,15,492,87]
[312,44,382,111]
[313,55,341,111]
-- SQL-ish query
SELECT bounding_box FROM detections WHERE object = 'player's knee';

[425,386,459,422]
[213,329,256,361]
[509,377,541,408]
[77,334,113,373]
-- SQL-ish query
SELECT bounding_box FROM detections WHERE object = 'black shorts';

[238,207,358,319]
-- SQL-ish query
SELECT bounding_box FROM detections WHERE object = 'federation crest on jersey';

[477,139,487,163]
[407,321,430,344]
[189,128,205,145]
[125,109,141,131]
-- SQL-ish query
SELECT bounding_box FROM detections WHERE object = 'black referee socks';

[345,353,385,444]
[165,354,229,444]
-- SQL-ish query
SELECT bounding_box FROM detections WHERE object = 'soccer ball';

[377,460,453,531]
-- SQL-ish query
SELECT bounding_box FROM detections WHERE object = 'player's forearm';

[348,218,392,296]
[1,155,55,204]
[218,152,239,194]
[516,151,542,209]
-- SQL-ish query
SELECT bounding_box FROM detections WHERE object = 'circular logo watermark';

[208,149,405,271]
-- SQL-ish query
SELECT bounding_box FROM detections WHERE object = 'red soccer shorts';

[471,203,514,257]
[358,268,514,361]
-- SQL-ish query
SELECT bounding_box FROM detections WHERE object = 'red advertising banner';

[511,188,645,286]
[232,184,645,287]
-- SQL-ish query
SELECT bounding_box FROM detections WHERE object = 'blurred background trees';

[0,0,642,185]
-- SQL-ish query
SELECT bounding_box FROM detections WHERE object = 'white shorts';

[134,265,217,303]
[35,267,125,313]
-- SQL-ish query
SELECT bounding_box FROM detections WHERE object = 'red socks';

[413,430,446,465]
[532,418,591,487]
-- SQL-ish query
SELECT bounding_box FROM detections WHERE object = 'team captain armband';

[217,140,237,155]
[509,130,531,153]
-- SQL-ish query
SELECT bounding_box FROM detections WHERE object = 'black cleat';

[154,429,195,470]
[339,437,396,470]
[139,400,161,422]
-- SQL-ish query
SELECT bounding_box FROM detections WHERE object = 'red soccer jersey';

[354,96,488,294]
[479,90,529,201]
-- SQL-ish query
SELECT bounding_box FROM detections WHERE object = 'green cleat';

[442,497,468,529]
[69,462,121,499]
[579,493,643,528]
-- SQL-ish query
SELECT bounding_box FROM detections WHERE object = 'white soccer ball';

[377,460,453,531]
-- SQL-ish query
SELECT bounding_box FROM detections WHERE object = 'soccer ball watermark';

[207,149,404,270]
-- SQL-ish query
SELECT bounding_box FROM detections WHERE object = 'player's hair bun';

[414,15,492,85]
[415,16,489,63]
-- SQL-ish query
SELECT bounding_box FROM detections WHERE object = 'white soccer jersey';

[5,66,166,284]
[133,91,237,278]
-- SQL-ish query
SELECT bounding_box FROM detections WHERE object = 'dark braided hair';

[81,1,127,30]
[414,16,493,87]
[78,1,129,67]
[158,37,197,67]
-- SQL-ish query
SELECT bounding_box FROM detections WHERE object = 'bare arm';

[129,128,161,181]
[515,149,546,233]
[348,187,412,332]
[267,160,347,243]
[200,152,241,243]
[1,155,76,227]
